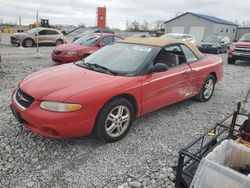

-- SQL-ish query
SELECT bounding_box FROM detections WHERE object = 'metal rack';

[175,89,250,188]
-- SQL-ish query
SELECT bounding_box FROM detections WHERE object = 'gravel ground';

[0,35,250,188]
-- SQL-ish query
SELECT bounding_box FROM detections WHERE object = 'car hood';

[12,32,31,37]
[233,42,250,47]
[53,43,92,52]
[20,64,126,101]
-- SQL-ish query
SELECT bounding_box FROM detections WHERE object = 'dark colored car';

[52,33,123,64]
[228,33,250,64]
[199,36,230,54]
[73,29,115,42]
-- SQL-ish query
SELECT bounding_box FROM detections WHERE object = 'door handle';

[183,71,191,76]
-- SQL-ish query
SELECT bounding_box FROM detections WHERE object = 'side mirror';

[201,40,203,42]
[98,42,106,47]
[149,63,168,73]
[233,39,237,42]
[35,33,38,36]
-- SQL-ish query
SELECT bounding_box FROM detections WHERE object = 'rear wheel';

[195,75,215,102]
[228,57,236,64]
[93,98,135,142]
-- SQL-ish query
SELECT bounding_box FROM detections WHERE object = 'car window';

[74,35,99,46]
[180,45,197,63]
[46,30,59,35]
[114,37,123,42]
[38,30,47,35]
[153,45,186,68]
[102,36,113,45]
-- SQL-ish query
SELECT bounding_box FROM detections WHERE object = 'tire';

[215,48,220,54]
[93,97,135,142]
[228,57,235,64]
[195,75,215,102]
[55,39,63,46]
[23,38,34,47]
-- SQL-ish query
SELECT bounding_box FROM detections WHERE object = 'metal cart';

[175,89,250,188]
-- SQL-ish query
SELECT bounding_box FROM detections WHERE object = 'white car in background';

[161,33,196,44]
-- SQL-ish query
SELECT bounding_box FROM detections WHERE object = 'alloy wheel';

[105,105,131,138]
[204,79,214,99]
[25,39,33,47]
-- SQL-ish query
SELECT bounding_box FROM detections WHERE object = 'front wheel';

[195,75,215,102]
[55,39,63,46]
[23,38,34,47]
[93,98,135,142]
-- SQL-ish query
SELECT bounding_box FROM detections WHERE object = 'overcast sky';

[0,0,249,29]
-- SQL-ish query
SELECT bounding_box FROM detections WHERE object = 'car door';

[181,44,212,94]
[37,29,47,43]
[45,30,60,43]
[141,44,192,114]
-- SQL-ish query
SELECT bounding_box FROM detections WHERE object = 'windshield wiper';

[86,63,117,75]
[75,61,94,70]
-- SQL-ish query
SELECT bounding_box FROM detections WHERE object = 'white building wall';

[164,13,237,42]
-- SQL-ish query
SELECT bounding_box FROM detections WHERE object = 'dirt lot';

[0,35,250,188]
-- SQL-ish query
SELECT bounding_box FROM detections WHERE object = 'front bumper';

[228,51,250,61]
[199,47,218,53]
[51,53,80,64]
[10,91,97,139]
[10,38,21,46]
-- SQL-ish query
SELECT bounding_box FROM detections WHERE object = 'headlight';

[212,44,218,48]
[40,101,82,112]
[229,45,235,51]
[66,51,77,55]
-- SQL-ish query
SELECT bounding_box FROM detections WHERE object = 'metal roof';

[164,12,238,26]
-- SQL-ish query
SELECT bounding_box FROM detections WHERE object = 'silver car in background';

[161,33,196,44]
[10,27,65,47]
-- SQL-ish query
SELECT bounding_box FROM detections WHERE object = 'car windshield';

[203,36,221,43]
[74,35,99,46]
[76,43,158,76]
[26,28,39,34]
[239,34,250,42]
[161,34,181,39]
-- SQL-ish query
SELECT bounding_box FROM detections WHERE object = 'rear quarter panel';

[189,55,223,93]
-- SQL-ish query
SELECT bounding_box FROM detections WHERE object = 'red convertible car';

[51,33,123,64]
[11,38,223,142]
